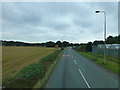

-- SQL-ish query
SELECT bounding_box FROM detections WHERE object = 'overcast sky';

[1,2,118,43]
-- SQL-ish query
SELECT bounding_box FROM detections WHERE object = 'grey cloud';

[73,19,92,28]
[2,2,118,43]
[2,3,41,26]
[118,2,120,35]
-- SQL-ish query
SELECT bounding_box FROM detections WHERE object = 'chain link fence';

[92,46,120,63]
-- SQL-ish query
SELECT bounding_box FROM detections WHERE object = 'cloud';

[2,2,118,43]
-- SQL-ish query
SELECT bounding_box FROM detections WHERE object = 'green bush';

[42,49,61,62]
[6,63,45,88]
[16,63,45,79]
[41,50,61,71]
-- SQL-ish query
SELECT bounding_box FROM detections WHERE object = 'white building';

[98,44,120,49]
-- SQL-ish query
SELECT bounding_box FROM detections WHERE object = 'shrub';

[42,50,61,62]
[6,63,45,88]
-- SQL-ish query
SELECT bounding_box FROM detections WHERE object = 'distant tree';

[74,43,80,47]
[41,43,46,47]
[62,41,69,47]
[2,35,119,47]
[46,41,55,47]
[69,43,74,47]
[106,36,114,44]
[106,35,120,44]
[118,35,120,44]
[93,40,104,46]
[56,41,62,47]
[85,42,92,52]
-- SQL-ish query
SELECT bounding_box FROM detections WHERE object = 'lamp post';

[95,10,107,64]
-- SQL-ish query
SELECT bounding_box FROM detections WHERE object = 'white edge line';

[73,60,77,65]
[78,69,90,88]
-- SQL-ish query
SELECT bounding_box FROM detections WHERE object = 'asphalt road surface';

[45,47,118,88]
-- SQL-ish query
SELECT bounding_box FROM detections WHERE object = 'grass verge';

[33,50,63,88]
[4,49,62,88]
[75,51,119,75]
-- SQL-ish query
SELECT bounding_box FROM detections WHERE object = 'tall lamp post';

[95,10,107,64]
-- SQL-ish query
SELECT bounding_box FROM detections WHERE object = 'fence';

[92,46,120,61]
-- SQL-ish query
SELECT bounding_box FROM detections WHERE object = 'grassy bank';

[2,46,55,86]
[33,50,62,88]
[4,49,62,88]
[74,50,119,75]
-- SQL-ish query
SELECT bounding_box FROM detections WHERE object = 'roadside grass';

[5,49,62,88]
[33,49,63,88]
[2,46,55,85]
[77,51,119,75]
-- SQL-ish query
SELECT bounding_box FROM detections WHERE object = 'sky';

[1,2,118,43]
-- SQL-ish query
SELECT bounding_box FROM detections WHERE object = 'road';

[45,47,118,88]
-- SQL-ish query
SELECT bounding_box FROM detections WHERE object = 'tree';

[62,41,69,47]
[118,35,120,44]
[85,42,92,52]
[56,41,62,47]
[46,41,55,47]
[93,40,104,45]
[106,36,114,44]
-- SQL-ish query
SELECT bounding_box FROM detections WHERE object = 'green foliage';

[6,63,45,88]
[85,42,92,52]
[16,63,45,79]
[73,42,92,52]
[106,35,120,44]
[74,46,85,52]
[79,52,119,75]
[61,47,64,50]
[41,50,62,71]
[93,40,104,45]
[42,49,61,62]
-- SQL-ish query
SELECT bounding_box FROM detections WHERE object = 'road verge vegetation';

[5,49,62,88]
[73,48,119,75]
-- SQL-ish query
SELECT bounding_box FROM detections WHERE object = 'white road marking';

[69,50,71,55]
[63,55,70,57]
[73,60,77,65]
[78,69,90,88]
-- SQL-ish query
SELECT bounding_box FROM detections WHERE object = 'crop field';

[2,46,55,84]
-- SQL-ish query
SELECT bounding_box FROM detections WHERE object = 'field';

[2,46,55,84]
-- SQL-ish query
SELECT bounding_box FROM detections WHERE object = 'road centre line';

[69,48,74,59]
[78,69,91,88]
[69,48,90,88]
[73,59,77,65]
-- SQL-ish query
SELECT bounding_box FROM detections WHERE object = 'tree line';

[1,35,120,49]
[93,35,120,45]
[1,40,79,47]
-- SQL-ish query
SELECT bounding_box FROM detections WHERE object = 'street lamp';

[95,10,107,64]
